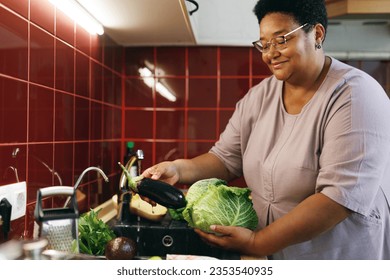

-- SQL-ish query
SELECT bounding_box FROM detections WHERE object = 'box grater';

[34,186,79,253]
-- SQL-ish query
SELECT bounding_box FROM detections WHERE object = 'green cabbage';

[168,178,226,221]
[170,178,258,233]
[185,178,227,208]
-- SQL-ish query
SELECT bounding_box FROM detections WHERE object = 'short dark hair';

[253,0,328,33]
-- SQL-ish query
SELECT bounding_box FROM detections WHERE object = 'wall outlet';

[0,182,27,221]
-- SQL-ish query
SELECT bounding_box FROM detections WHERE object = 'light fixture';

[138,67,177,102]
[49,0,104,35]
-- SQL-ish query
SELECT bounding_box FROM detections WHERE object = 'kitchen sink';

[108,214,240,259]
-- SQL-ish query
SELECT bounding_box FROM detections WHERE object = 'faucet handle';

[136,149,144,160]
[136,150,144,176]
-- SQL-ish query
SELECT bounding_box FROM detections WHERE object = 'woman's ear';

[314,23,326,44]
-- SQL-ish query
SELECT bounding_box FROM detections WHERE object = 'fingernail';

[210,225,216,231]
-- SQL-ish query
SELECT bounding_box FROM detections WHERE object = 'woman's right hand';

[141,161,180,186]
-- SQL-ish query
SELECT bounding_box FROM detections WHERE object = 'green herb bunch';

[78,209,116,255]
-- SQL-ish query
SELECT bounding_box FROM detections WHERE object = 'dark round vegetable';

[105,237,137,260]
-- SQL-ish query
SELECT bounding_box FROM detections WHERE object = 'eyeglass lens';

[253,23,309,53]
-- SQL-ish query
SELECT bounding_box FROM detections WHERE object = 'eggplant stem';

[118,162,138,192]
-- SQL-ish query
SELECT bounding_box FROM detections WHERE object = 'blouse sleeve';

[317,73,390,215]
[209,98,245,177]
[209,82,267,177]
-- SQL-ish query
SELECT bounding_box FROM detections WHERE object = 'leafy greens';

[78,209,116,255]
[170,178,258,233]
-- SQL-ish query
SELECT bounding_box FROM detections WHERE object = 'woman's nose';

[265,45,280,59]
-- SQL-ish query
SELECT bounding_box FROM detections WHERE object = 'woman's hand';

[194,225,257,255]
[140,161,180,206]
[142,153,233,186]
[142,161,180,185]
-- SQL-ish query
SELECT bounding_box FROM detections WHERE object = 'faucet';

[63,166,109,207]
[119,156,137,191]
[117,149,143,224]
[119,149,144,191]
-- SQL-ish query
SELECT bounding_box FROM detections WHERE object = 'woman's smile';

[271,60,286,70]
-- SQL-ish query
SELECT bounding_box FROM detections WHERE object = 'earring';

[315,43,322,50]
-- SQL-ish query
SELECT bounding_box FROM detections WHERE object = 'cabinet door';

[326,0,390,18]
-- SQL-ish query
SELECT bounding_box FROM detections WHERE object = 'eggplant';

[136,178,186,209]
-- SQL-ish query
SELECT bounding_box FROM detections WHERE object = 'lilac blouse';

[210,58,390,259]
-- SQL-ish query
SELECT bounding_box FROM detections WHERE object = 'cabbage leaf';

[172,178,258,233]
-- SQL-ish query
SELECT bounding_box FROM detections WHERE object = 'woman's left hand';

[194,225,256,253]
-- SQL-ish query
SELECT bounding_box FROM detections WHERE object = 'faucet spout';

[74,166,109,190]
[116,149,144,223]
[119,155,137,190]
[63,166,109,207]
[116,191,134,224]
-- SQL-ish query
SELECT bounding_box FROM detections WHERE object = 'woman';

[142,0,390,259]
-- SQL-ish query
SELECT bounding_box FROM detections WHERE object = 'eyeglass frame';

[252,23,309,53]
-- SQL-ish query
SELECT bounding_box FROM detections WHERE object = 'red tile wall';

[0,0,122,241]
[1,0,389,244]
[123,47,271,189]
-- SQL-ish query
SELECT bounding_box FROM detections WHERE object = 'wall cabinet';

[325,0,390,18]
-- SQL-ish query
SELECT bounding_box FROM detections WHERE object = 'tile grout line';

[23,0,31,239]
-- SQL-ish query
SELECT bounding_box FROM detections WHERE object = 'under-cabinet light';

[49,0,104,35]
[138,67,177,102]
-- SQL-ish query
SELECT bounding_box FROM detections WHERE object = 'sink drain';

[162,235,174,247]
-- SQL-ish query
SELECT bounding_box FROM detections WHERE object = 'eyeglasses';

[252,23,309,53]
